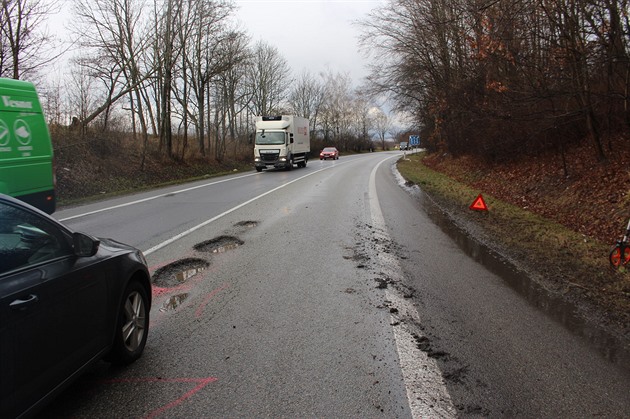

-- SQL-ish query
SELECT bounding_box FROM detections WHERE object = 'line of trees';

[1,0,394,167]
[359,0,630,166]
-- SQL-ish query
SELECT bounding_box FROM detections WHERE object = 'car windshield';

[323,148,336,152]
[255,131,285,145]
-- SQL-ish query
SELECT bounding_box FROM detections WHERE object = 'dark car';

[320,147,339,160]
[0,194,152,418]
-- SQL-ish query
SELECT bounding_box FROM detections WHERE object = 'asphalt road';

[40,151,629,418]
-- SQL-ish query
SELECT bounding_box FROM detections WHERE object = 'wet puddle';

[153,258,209,287]
[160,293,189,312]
[194,236,244,253]
[396,170,630,368]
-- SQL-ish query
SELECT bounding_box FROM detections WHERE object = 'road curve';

[42,151,629,418]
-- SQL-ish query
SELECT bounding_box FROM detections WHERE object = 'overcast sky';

[233,0,386,85]
[49,0,385,86]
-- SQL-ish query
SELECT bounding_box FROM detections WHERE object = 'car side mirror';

[73,232,100,257]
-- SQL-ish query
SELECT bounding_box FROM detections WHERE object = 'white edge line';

[368,155,456,418]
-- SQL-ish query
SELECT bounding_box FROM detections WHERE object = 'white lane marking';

[368,156,457,418]
[58,153,374,222]
[58,172,260,222]
[143,163,346,255]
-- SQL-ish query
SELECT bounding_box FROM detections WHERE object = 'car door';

[0,200,109,417]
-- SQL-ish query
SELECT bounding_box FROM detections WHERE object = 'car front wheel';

[107,280,149,365]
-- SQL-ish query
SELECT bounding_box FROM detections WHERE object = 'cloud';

[234,0,385,84]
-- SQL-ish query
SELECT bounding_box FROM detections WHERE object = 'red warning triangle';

[469,194,488,211]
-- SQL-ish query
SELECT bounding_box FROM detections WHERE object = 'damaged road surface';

[43,153,630,418]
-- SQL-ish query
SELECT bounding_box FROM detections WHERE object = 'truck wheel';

[256,167,263,172]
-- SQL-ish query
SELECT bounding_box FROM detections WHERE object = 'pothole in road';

[160,293,189,312]
[194,235,244,253]
[234,220,258,228]
[153,258,210,287]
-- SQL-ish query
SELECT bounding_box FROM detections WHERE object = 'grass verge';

[397,153,629,331]
[57,162,253,208]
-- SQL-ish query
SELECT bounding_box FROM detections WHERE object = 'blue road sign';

[409,135,420,146]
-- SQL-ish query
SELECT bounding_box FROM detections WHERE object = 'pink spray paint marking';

[152,282,193,298]
[195,283,230,318]
[102,376,217,419]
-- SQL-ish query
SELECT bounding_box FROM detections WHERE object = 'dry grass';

[53,132,252,205]
[397,152,630,336]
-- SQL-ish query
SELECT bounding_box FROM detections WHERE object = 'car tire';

[256,167,263,172]
[106,280,149,365]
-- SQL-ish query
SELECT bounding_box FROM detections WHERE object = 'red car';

[320,147,339,160]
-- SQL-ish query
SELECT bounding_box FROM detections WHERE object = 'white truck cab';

[254,115,310,172]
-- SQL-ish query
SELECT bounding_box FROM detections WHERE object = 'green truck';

[0,78,55,214]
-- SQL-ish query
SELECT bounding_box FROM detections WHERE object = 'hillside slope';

[422,139,629,245]
[411,138,630,346]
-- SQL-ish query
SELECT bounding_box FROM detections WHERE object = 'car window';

[0,201,73,275]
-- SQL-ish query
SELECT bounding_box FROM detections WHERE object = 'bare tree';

[319,71,355,149]
[67,61,97,137]
[247,41,291,116]
[372,108,391,151]
[156,0,179,158]
[72,0,156,166]
[178,0,236,157]
[350,93,374,152]
[209,29,252,162]
[0,0,60,79]
[287,70,325,134]
[538,0,605,160]
[358,0,630,165]
[40,74,64,126]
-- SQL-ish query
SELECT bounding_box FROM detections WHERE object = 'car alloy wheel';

[122,289,147,352]
[107,281,150,365]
